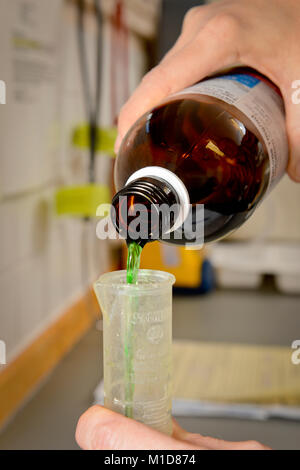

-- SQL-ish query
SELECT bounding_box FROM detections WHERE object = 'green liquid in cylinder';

[124,242,142,417]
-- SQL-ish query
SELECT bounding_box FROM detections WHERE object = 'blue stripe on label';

[218,73,260,88]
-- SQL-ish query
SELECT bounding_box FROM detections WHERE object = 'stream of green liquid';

[126,242,142,284]
[124,241,143,417]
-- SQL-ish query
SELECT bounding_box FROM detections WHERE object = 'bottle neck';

[111,170,190,245]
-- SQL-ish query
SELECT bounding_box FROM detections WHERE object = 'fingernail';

[114,135,121,154]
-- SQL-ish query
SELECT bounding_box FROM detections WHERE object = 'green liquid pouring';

[126,242,142,284]
[124,241,142,417]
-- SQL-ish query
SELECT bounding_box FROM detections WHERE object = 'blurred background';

[0,0,299,450]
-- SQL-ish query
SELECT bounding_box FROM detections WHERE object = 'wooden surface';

[0,289,99,429]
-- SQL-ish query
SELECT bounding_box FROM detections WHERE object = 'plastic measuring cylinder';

[94,269,175,435]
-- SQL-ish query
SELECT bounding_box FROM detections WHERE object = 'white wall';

[0,0,150,361]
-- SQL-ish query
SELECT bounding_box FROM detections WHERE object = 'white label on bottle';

[175,74,288,192]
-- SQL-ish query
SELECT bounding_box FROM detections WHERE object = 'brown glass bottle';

[112,69,288,247]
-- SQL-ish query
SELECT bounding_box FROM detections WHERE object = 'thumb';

[75,405,198,450]
[284,79,300,182]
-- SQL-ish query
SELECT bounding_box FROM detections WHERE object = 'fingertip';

[284,103,300,183]
[287,156,300,182]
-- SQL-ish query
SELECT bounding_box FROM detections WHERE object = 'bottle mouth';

[126,166,190,231]
[111,176,182,245]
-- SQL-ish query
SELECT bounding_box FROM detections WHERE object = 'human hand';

[115,0,300,182]
[75,405,270,450]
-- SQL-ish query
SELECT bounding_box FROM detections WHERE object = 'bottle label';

[176,73,288,192]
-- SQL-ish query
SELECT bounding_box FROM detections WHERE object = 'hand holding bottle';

[115,0,300,183]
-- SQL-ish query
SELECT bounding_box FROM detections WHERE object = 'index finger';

[75,405,199,450]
